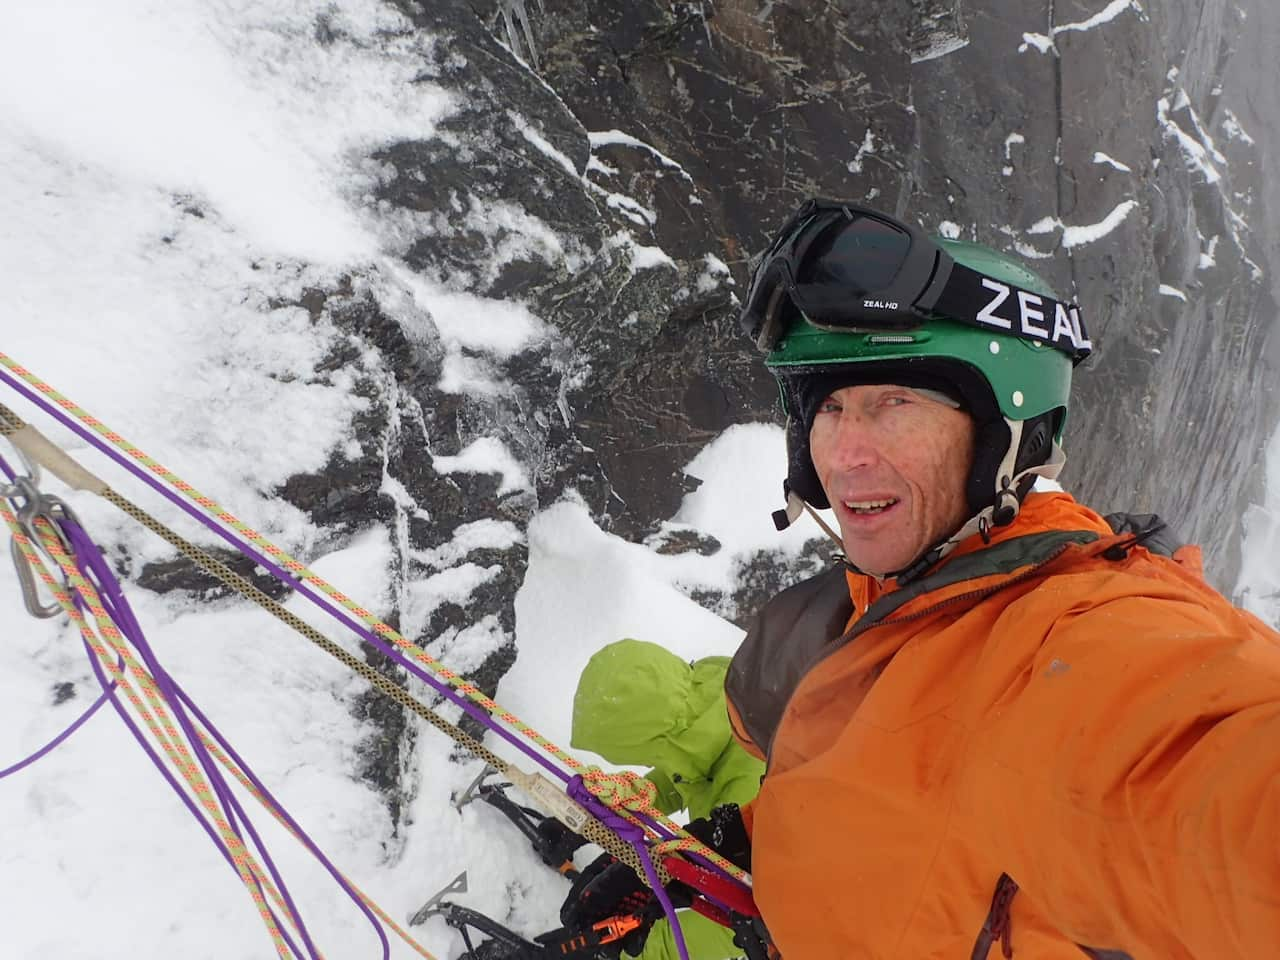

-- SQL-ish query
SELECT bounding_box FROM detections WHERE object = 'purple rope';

[0,367,570,784]
[76,609,311,960]
[63,517,405,960]
[1,452,117,779]
[0,685,113,779]
[62,519,323,960]
[0,374,750,899]
[567,777,692,960]
[71,529,391,956]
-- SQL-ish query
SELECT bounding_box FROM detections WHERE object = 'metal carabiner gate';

[2,454,79,619]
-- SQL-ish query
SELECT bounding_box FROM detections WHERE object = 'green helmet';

[766,237,1073,530]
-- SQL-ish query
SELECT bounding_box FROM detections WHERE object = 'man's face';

[808,383,976,577]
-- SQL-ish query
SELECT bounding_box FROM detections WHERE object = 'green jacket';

[571,638,764,960]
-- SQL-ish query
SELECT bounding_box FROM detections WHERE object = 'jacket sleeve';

[708,738,766,812]
[963,589,1280,957]
[641,767,683,816]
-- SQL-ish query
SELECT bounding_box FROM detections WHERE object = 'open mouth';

[842,497,900,516]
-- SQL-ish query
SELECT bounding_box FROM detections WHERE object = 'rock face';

[138,0,1278,822]
[463,0,1276,582]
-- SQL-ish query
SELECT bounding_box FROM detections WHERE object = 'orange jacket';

[725,492,1280,959]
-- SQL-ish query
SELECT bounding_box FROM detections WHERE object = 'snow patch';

[587,130,693,182]
[1237,422,1280,629]
[1053,0,1143,35]
[432,438,532,495]
[511,112,580,178]
[1157,96,1222,184]
[418,520,526,569]
[1198,235,1220,270]
[1019,32,1055,54]
[1002,132,1025,176]
[607,231,677,273]
[1062,201,1138,248]
[846,128,877,174]
[671,423,828,578]
[1221,109,1255,145]
[1021,202,1139,249]
[1158,284,1188,301]
[696,254,732,294]
[1092,152,1132,172]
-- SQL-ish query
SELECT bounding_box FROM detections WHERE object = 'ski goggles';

[739,199,1093,363]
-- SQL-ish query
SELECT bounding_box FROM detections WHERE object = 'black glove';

[684,803,752,872]
[558,807,751,956]
[559,853,657,932]
[533,816,589,875]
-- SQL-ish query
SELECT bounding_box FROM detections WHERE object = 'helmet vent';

[866,334,916,344]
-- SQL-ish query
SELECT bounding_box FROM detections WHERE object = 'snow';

[1221,109,1256,145]
[1092,152,1133,172]
[937,221,963,240]
[418,521,526,569]
[587,130,694,182]
[1052,0,1143,35]
[1,0,452,266]
[0,2,572,955]
[672,424,831,578]
[402,281,547,360]
[1199,235,1221,270]
[1,3,1278,959]
[1158,284,1188,302]
[511,112,581,178]
[1063,201,1138,247]
[1158,96,1223,184]
[1024,203,1138,249]
[1019,32,1055,54]
[1002,133,1025,177]
[433,438,533,496]
[846,128,877,175]
[607,231,678,272]
[1238,424,1280,628]
[1022,2,1142,54]
[696,254,733,294]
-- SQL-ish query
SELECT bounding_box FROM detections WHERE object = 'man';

[722,199,1280,958]
[564,199,1280,958]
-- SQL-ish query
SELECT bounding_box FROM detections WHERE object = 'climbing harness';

[0,351,760,960]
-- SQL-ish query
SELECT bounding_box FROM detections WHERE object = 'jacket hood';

[570,638,733,781]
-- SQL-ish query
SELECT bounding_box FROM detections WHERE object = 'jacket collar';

[846,492,1115,627]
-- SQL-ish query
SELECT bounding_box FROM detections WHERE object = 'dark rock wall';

[459,0,1276,583]
[177,0,1274,822]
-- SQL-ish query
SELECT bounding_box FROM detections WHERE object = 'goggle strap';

[929,263,1092,361]
[756,284,791,352]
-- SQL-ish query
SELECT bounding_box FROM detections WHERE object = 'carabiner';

[10,535,62,618]
[3,466,82,620]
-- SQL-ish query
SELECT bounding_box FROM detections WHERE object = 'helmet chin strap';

[894,422,1066,582]
[772,418,1067,585]
[772,489,846,546]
